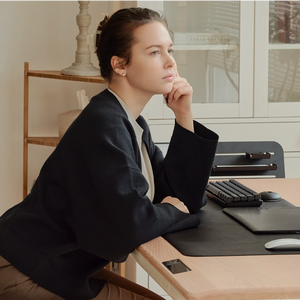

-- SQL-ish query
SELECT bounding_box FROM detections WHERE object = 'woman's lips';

[163,74,174,81]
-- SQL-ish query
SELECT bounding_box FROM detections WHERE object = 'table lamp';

[61,1,100,76]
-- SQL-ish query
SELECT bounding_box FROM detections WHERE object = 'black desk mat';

[163,198,300,256]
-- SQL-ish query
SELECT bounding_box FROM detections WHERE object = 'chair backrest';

[211,141,285,178]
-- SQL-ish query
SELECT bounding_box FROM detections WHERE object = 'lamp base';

[61,62,100,77]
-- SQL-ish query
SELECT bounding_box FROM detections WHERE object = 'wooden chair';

[105,262,126,277]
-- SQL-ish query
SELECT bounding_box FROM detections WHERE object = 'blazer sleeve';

[73,167,202,262]
[151,120,219,214]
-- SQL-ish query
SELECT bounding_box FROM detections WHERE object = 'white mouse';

[265,238,300,250]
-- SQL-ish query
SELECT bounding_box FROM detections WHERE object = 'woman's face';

[124,21,176,98]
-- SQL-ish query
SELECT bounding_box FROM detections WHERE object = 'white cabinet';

[139,1,300,178]
[255,1,300,118]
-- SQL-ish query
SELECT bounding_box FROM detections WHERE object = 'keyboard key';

[206,180,263,208]
[206,183,234,202]
[210,181,240,202]
[222,181,253,201]
[229,179,261,200]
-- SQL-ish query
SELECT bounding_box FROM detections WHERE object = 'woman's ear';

[111,56,126,77]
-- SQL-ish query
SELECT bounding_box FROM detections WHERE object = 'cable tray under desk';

[211,141,285,178]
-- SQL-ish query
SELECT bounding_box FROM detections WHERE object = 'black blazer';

[0,89,218,300]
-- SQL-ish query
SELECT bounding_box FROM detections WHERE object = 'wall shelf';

[26,137,60,147]
[23,62,106,197]
[26,70,106,83]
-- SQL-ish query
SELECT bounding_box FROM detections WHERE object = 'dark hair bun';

[98,14,110,31]
[95,15,110,50]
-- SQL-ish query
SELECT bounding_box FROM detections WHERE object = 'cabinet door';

[138,1,254,120]
[255,1,300,117]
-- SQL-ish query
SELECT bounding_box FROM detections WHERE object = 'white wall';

[0,1,135,214]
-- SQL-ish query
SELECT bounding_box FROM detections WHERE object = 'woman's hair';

[95,7,170,81]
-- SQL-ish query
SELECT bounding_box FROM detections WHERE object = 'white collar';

[108,88,143,143]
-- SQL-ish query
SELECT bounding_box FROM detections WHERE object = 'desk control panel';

[206,179,263,207]
[162,259,191,274]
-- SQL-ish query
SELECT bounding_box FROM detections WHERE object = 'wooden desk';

[132,178,300,300]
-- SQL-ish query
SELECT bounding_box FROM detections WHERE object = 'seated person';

[0,7,218,300]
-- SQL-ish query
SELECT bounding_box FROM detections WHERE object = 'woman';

[0,7,218,300]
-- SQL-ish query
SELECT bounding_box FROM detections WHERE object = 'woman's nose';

[165,56,175,69]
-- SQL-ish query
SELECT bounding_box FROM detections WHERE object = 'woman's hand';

[163,65,194,132]
[162,196,189,213]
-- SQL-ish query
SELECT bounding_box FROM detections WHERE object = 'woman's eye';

[168,49,174,55]
[151,51,159,55]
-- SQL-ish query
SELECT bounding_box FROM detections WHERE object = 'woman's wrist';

[175,111,194,132]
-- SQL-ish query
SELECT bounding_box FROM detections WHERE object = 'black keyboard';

[206,179,263,207]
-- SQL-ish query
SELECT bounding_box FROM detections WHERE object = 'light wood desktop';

[132,178,300,300]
